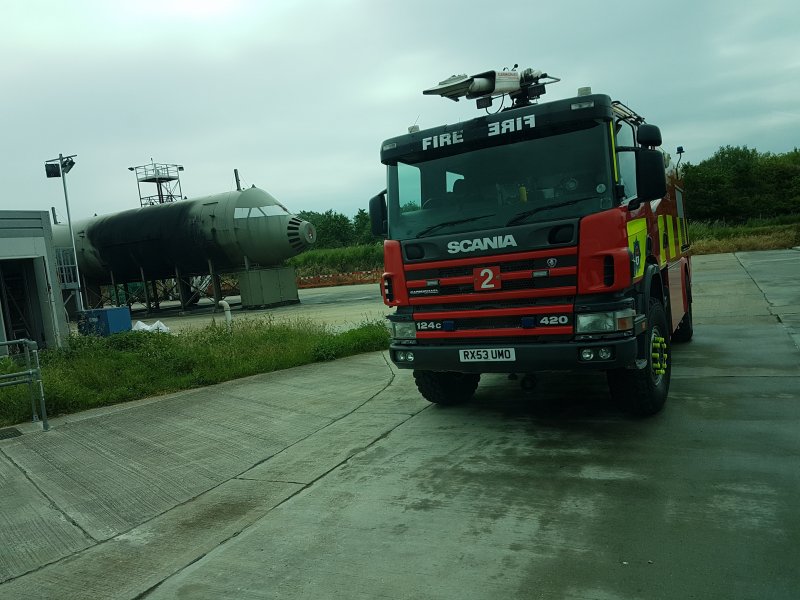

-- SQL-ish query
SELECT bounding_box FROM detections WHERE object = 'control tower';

[128,161,185,207]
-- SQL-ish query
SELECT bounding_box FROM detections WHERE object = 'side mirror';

[634,149,667,204]
[637,123,662,147]
[369,190,388,237]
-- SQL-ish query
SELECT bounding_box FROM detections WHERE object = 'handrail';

[0,339,49,431]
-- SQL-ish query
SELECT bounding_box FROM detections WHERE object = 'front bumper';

[389,336,639,373]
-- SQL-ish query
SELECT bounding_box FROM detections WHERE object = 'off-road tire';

[671,281,693,343]
[607,298,671,417]
[413,371,480,406]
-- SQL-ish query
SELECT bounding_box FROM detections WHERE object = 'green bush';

[288,244,383,277]
[683,146,800,222]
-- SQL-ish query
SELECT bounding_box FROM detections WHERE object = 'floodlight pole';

[58,153,85,313]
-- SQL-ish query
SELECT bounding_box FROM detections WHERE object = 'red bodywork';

[381,179,690,342]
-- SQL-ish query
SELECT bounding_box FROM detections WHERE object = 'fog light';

[405,351,414,362]
[396,351,406,361]
[580,348,595,361]
[598,347,612,360]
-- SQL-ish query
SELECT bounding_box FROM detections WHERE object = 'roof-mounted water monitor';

[423,66,560,110]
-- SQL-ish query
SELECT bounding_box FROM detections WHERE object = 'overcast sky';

[2,0,798,222]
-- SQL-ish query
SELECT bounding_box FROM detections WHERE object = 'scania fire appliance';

[368,67,692,416]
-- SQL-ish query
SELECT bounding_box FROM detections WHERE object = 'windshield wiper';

[415,214,494,238]
[505,197,598,227]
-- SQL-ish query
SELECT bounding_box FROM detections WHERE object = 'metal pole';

[175,267,188,311]
[135,168,143,207]
[110,271,121,306]
[24,344,39,423]
[60,153,84,313]
[140,267,151,311]
[28,341,49,431]
[151,280,160,310]
[208,259,222,310]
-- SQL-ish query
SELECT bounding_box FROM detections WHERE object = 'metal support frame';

[0,339,49,431]
[175,267,188,310]
[150,280,160,310]
[140,267,151,310]
[109,271,121,306]
[208,259,222,310]
[75,272,240,314]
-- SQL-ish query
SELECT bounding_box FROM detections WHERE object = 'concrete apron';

[1,250,799,599]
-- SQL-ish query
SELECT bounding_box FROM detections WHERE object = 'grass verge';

[0,319,389,428]
[689,216,800,255]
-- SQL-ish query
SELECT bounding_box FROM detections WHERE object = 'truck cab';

[370,69,692,416]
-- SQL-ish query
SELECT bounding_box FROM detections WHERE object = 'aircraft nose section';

[287,217,316,253]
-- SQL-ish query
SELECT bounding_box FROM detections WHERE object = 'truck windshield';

[386,122,614,239]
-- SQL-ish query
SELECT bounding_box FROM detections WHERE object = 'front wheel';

[413,371,480,406]
[607,298,671,416]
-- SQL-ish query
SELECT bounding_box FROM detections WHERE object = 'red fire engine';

[368,67,692,416]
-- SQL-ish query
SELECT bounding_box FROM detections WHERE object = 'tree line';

[296,209,376,249]
[683,146,800,222]
[298,145,800,248]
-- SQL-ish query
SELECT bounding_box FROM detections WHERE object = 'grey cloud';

[2,0,799,221]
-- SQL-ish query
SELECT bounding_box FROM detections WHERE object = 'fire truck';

[368,67,692,416]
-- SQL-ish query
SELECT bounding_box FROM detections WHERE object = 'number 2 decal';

[473,266,501,291]
[479,268,496,289]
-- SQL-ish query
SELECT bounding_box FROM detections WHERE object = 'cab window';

[615,120,638,200]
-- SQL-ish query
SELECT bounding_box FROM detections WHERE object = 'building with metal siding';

[0,211,69,353]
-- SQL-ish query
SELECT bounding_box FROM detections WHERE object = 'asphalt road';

[1,250,798,599]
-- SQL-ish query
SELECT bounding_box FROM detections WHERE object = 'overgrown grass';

[688,215,800,254]
[288,244,383,277]
[0,319,389,427]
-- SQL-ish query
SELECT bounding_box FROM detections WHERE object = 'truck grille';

[419,297,574,311]
[434,275,576,296]
[405,248,578,339]
[406,254,578,281]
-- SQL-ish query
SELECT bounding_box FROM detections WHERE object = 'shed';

[0,211,69,354]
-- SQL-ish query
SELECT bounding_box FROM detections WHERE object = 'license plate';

[459,348,516,362]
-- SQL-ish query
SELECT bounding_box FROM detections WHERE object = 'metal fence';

[0,339,49,431]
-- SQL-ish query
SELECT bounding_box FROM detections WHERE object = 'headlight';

[391,321,417,340]
[576,309,635,333]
